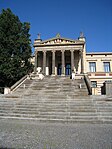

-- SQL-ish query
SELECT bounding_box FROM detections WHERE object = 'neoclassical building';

[34,33,86,75]
[33,33,112,95]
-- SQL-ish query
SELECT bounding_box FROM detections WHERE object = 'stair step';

[1,113,112,121]
[0,76,112,124]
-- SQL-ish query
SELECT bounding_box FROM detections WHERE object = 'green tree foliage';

[0,8,33,88]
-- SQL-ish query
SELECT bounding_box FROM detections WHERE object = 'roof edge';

[86,52,112,55]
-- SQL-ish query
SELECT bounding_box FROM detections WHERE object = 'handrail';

[84,74,92,95]
[10,75,27,92]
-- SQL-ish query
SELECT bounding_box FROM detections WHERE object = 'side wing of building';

[86,52,112,95]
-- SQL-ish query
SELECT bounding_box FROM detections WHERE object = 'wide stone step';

[11,108,96,113]
[0,110,12,113]
[23,95,90,100]
[0,115,107,124]
[0,103,16,106]
[15,101,93,106]
[1,112,112,121]
[14,102,94,106]
[3,108,109,116]
[95,102,112,105]
[97,112,112,116]
[97,105,112,108]
[17,97,91,101]
[9,111,98,116]
[17,102,93,106]
[0,113,99,119]
[97,108,112,112]
[0,105,14,109]
[36,90,88,94]
[36,94,88,99]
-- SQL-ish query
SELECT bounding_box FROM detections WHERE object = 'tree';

[0,8,33,89]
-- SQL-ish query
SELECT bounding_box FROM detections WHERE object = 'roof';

[34,34,84,47]
[86,52,112,55]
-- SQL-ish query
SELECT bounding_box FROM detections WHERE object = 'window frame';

[89,62,96,72]
[103,62,110,72]
[91,81,97,88]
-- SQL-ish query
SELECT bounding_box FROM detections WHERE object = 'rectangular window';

[103,62,110,72]
[89,62,96,72]
[91,81,97,88]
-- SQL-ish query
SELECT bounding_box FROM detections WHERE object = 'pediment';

[41,35,76,45]
[34,34,85,47]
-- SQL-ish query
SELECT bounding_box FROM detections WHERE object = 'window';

[91,81,97,88]
[89,62,96,72]
[103,62,110,72]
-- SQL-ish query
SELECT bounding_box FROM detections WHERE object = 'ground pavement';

[0,119,112,149]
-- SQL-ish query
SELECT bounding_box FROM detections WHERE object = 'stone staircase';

[0,76,112,123]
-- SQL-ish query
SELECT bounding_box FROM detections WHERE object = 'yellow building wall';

[86,53,112,95]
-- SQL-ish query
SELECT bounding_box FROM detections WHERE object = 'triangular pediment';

[41,34,77,45]
[34,34,85,47]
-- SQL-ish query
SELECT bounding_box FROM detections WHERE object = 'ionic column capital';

[70,49,74,52]
[61,50,65,53]
[43,50,47,53]
[52,50,56,53]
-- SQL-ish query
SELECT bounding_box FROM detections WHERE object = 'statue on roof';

[80,32,84,37]
[37,33,41,39]
[56,33,60,38]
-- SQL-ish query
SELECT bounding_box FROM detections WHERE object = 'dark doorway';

[57,64,62,75]
[49,54,52,75]
[65,63,71,75]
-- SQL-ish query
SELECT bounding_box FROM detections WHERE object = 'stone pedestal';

[4,87,10,94]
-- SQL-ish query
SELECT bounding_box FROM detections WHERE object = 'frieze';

[35,45,83,52]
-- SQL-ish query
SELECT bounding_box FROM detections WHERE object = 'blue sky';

[0,0,112,53]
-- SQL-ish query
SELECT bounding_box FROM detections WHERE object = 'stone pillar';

[52,51,55,75]
[34,51,37,73]
[43,51,46,75]
[80,51,84,73]
[4,87,11,94]
[61,50,65,75]
[71,50,74,71]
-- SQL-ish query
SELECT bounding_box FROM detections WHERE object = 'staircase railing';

[84,74,92,95]
[10,75,27,92]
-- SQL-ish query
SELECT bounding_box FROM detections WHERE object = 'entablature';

[35,45,83,52]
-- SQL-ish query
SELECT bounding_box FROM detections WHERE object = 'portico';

[34,33,86,76]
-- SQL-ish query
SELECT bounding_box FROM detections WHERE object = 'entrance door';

[65,64,71,75]
[58,64,62,75]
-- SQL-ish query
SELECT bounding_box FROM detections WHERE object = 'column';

[43,51,46,75]
[80,51,84,73]
[34,51,37,73]
[71,50,74,71]
[61,50,65,75]
[52,51,55,75]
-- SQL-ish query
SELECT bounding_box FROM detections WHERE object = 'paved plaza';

[0,119,112,149]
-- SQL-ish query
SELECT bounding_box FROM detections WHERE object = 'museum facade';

[34,33,86,75]
[33,33,112,95]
